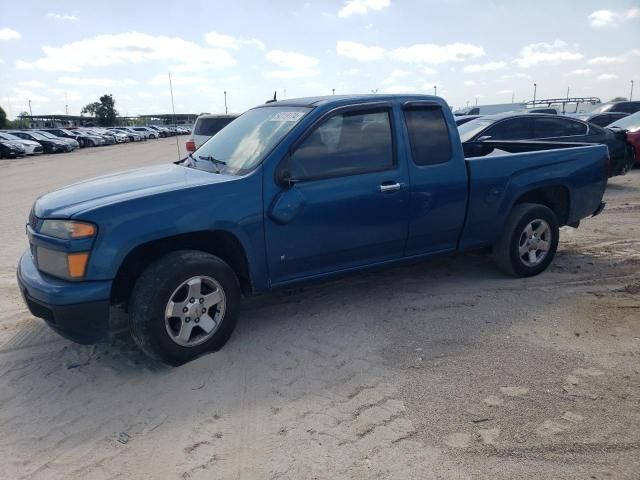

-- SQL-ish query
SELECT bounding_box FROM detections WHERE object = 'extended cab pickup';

[17,95,608,365]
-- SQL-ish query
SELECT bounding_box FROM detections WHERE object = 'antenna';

[168,71,181,160]
[266,91,278,104]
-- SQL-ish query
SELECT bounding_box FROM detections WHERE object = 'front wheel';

[129,250,240,365]
[492,203,559,277]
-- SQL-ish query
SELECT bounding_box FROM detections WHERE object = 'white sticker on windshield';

[269,111,305,122]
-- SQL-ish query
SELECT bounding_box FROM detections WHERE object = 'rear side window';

[616,102,640,114]
[484,117,532,140]
[289,109,393,181]
[194,117,235,136]
[403,106,452,165]
[533,117,586,138]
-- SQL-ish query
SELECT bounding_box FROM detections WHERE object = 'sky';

[0,0,639,118]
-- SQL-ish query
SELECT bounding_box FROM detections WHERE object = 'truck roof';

[265,94,443,108]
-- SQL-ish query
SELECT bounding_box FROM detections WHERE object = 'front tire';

[129,250,240,366]
[492,203,559,277]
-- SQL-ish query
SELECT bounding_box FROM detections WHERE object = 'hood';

[34,164,235,218]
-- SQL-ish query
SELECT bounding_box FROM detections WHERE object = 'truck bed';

[459,142,609,251]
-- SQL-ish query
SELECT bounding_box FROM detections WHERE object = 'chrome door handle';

[379,182,401,193]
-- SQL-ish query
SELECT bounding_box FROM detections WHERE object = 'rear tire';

[492,203,559,277]
[129,250,240,366]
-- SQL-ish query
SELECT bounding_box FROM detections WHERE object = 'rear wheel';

[492,203,559,277]
[129,250,240,366]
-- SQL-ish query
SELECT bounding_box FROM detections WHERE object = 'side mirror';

[477,135,492,141]
[276,154,299,188]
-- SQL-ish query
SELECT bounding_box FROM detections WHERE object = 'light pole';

[631,80,634,101]
[223,91,228,114]
[332,88,335,95]
[28,99,33,117]
[533,83,537,104]
[433,85,437,96]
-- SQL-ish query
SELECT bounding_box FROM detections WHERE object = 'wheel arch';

[512,184,571,226]
[111,230,253,308]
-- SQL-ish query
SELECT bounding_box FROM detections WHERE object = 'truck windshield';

[187,106,310,175]
[457,118,496,142]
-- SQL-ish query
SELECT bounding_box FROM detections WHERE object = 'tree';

[0,106,7,129]
[81,94,119,126]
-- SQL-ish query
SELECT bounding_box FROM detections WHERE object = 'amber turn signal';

[67,252,90,278]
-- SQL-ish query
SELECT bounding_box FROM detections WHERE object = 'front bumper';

[17,251,112,344]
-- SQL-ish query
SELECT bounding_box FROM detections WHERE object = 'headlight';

[39,220,97,239]
[36,248,90,281]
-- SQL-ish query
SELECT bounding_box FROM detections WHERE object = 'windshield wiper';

[199,154,226,173]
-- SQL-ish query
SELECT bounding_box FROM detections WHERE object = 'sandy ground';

[0,140,638,480]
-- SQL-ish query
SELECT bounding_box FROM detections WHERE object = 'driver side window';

[289,109,394,181]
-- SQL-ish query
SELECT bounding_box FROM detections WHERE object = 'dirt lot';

[0,140,638,480]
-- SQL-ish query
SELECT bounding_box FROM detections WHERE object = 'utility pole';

[28,99,33,117]
[223,91,228,114]
[566,86,570,100]
[533,83,537,104]
[631,80,635,101]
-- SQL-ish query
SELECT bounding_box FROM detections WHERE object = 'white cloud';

[514,40,583,67]
[336,40,385,61]
[463,80,477,86]
[588,8,639,27]
[384,84,414,94]
[17,80,46,88]
[204,32,265,51]
[16,32,236,72]
[11,88,49,102]
[0,58,4,63]
[138,92,153,98]
[597,74,618,81]
[463,61,506,72]
[421,67,437,75]
[149,74,208,86]
[338,0,390,18]
[343,68,360,76]
[47,13,78,21]
[57,76,138,87]
[390,42,484,64]
[587,55,625,65]
[265,49,319,78]
[498,89,513,94]
[501,72,532,79]
[565,68,593,76]
[0,27,21,40]
[382,69,410,85]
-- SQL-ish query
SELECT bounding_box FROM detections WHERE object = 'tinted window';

[608,112,640,132]
[533,117,586,138]
[403,106,452,165]
[194,117,235,136]
[590,114,625,127]
[616,102,640,114]
[484,117,531,140]
[289,109,393,181]
[457,118,496,142]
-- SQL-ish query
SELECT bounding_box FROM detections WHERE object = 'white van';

[186,114,238,152]
[454,103,526,116]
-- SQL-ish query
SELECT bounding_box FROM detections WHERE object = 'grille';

[28,209,38,230]
[34,146,43,153]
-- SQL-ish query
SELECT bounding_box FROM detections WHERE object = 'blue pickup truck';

[17,95,608,365]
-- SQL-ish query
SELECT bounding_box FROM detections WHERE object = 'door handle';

[379,182,402,193]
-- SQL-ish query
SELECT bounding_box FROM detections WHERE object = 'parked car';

[147,125,170,137]
[0,132,44,155]
[567,112,629,128]
[72,129,107,146]
[8,130,72,153]
[455,115,483,126]
[0,139,26,158]
[34,130,80,150]
[589,101,640,115]
[80,128,117,145]
[458,113,634,176]
[186,114,238,152]
[110,127,145,142]
[42,128,89,148]
[608,112,640,166]
[17,94,609,365]
[131,127,159,139]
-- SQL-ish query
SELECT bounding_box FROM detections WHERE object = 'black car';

[42,128,90,147]
[589,101,640,115]
[568,112,629,128]
[455,115,483,126]
[8,131,71,153]
[458,113,634,176]
[0,140,26,158]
